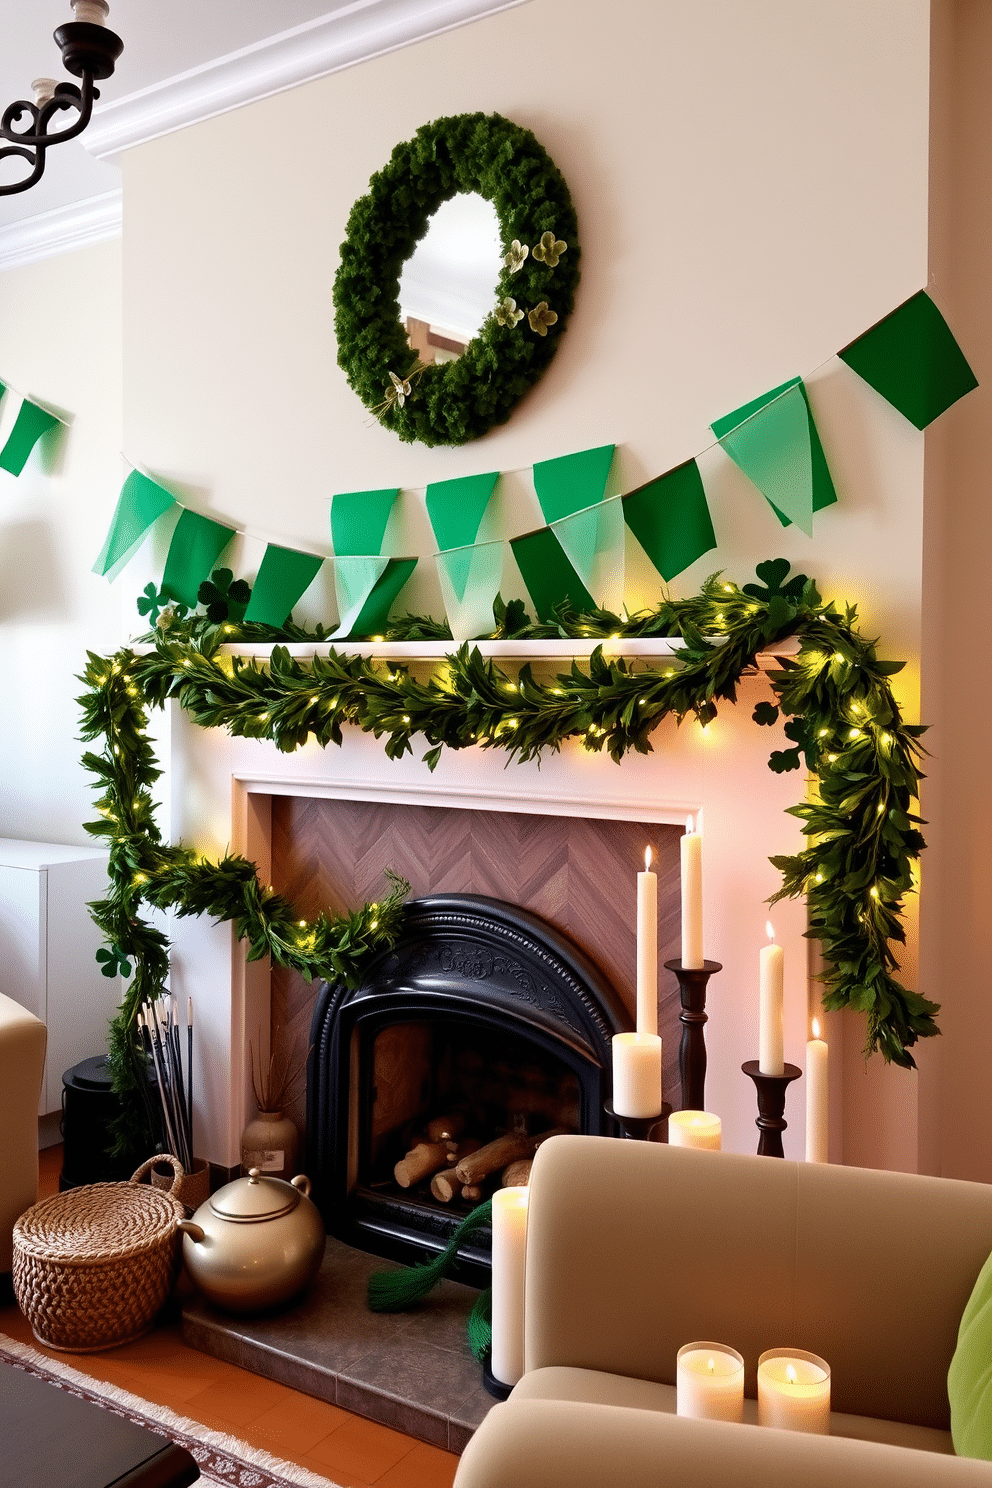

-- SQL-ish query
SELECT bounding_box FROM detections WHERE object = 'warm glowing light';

[869,885,880,899]
[786,1364,798,1384]
[812,1017,821,1039]
[707,1357,715,1373]
[686,815,694,834]
[723,583,734,592]
[766,920,775,941]
[644,846,653,871]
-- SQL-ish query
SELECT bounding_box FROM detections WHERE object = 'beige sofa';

[0,992,46,1276]
[455,1134,992,1487]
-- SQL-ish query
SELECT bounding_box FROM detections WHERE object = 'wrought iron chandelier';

[0,0,123,198]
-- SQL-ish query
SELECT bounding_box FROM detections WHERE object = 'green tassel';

[367,1199,493,1312]
[467,1286,493,1362]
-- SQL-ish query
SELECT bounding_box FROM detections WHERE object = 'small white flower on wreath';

[528,301,558,337]
[495,296,524,328]
[504,239,529,273]
[387,371,412,407]
[532,231,567,268]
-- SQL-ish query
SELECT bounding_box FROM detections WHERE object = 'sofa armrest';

[0,993,46,1273]
[454,1400,992,1488]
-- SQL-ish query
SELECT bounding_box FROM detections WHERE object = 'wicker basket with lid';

[12,1154,185,1352]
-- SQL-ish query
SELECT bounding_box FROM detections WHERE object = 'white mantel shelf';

[210,636,801,665]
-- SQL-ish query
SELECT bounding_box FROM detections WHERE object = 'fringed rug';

[0,1333,343,1488]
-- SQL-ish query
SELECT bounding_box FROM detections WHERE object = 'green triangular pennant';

[332,555,390,637]
[533,444,615,525]
[92,471,177,580]
[425,471,499,551]
[332,557,418,639]
[712,377,837,537]
[331,488,400,556]
[510,527,594,622]
[838,290,978,430]
[0,398,61,476]
[550,497,625,604]
[435,541,504,641]
[161,509,236,610]
[621,459,716,581]
[242,545,324,627]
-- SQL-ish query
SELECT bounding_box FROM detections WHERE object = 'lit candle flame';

[766,920,775,941]
[686,814,695,834]
[644,846,653,871]
[786,1363,798,1384]
[707,1357,715,1374]
[812,1016,821,1039]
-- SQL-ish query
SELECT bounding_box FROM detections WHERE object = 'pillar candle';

[805,1019,829,1163]
[612,1032,663,1118]
[759,924,785,1075]
[677,1343,745,1421]
[490,1186,528,1388]
[636,848,658,1036]
[757,1349,831,1433]
[681,823,703,969]
[668,1110,721,1150]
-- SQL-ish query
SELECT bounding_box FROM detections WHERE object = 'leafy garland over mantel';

[78,560,935,1136]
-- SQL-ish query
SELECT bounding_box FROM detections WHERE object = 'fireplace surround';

[306,892,631,1282]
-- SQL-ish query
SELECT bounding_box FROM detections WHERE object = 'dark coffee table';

[3,1361,199,1488]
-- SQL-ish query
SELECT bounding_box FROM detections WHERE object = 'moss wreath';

[333,112,581,447]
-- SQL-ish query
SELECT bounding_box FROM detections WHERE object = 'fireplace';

[307,893,630,1284]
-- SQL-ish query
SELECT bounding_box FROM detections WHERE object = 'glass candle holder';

[676,1342,745,1421]
[757,1348,831,1433]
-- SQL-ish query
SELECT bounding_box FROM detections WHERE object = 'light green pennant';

[331,487,400,555]
[331,556,418,639]
[711,377,837,536]
[510,527,594,623]
[621,459,716,581]
[425,471,499,551]
[0,398,61,476]
[838,290,978,430]
[92,471,177,580]
[242,545,325,627]
[161,509,236,610]
[533,444,616,525]
[435,541,504,641]
[550,496,625,612]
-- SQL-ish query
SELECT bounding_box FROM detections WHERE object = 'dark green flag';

[92,471,176,580]
[838,290,978,429]
[425,471,499,551]
[331,487,399,555]
[510,527,594,622]
[533,445,615,524]
[162,509,236,609]
[622,460,716,581]
[333,556,418,638]
[0,398,61,476]
[243,545,324,627]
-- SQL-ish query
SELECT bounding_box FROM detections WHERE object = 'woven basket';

[12,1154,185,1353]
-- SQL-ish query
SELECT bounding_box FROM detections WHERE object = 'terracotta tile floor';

[0,1147,459,1488]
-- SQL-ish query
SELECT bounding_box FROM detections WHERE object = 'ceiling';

[0,2,389,225]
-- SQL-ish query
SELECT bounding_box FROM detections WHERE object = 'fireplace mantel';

[152,648,813,1172]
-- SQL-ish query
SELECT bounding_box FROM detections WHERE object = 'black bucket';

[60,1054,137,1189]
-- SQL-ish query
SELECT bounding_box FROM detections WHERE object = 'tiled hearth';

[182,1236,492,1453]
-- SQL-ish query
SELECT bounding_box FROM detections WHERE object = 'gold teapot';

[178,1168,325,1312]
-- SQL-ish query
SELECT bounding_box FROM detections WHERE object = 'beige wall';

[2,0,952,1171]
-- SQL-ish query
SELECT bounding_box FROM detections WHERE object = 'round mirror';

[399,193,502,361]
[334,112,581,448]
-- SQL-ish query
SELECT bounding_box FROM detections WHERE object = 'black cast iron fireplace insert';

[306,893,631,1285]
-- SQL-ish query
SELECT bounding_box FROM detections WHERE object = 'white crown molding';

[85,0,531,162]
[0,190,122,271]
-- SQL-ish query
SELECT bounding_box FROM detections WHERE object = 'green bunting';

[533,444,615,524]
[331,487,399,555]
[550,497,625,612]
[426,471,499,551]
[161,509,236,609]
[712,377,836,536]
[510,526,594,621]
[93,471,176,580]
[332,556,417,638]
[622,459,716,581]
[838,290,978,430]
[436,541,504,641]
[0,398,61,476]
[242,545,324,627]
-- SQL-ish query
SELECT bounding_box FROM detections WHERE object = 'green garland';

[333,112,580,446]
[79,560,936,1127]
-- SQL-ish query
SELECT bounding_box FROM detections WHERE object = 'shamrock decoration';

[96,943,132,979]
[197,568,252,623]
[136,583,169,625]
[768,716,817,774]
[532,231,567,268]
[388,371,412,408]
[742,558,810,603]
[528,301,558,337]
[504,239,529,273]
[495,296,524,328]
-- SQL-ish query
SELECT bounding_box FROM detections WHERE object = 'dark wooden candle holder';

[604,1098,672,1142]
[741,1059,802,1157]
[663,958,722,1111]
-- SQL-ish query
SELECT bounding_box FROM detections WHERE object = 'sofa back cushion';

[523,1136,992,1430]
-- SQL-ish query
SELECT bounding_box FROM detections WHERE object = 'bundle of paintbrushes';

[137,996,195,1174]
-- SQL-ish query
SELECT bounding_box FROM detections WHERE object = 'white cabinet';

[0,839,122,1114]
